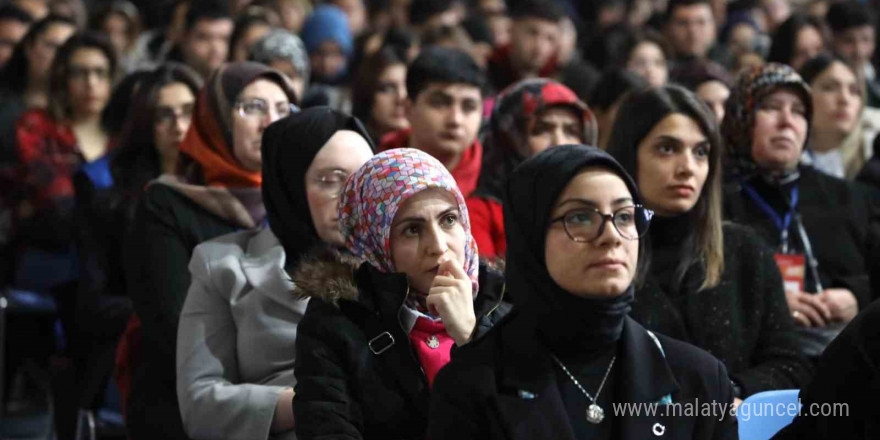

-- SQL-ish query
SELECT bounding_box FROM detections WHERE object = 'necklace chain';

[550,354,616,404]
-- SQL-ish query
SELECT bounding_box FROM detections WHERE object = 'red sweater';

[380,128,483,197]
[466,195,506,258]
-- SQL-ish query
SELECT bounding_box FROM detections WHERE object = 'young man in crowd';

[409,0,463,36]
[0,5,33,69]
[171,0,233,79]
[381,46,485,196]
[485,0,562,93]
[665,0,725,64]
[827,1,880,108]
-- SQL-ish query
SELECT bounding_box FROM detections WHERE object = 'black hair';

[799,53,857,85]
[228,12,271,60]
[0,4,34,23]
[0,14,76,93]
[405,46,485,99]
[351,46,406,135]
[617,27,671,68]
[665,0,712,21]
[607,85,725,290]
[588,68,647,112]
[462,15,494,45]
[826,1,875,34]
[89,1,142,45]
[101,70,152,136]
[409,0,457,26]
[508,0,563,22]
[48,32,118,121]
[185,0,231,32]
[110,63,203,214]
[767,13,826,66]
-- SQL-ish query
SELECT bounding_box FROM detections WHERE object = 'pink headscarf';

[339,148,480,293]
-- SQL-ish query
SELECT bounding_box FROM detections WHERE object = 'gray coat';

[177,227,306,440]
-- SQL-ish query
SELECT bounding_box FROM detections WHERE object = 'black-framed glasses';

[236,98,299,120]
[550,205,653,242]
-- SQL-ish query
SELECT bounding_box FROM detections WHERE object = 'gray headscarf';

[250,28,310,85]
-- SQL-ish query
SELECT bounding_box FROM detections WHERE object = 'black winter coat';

[428,312,738,440]
[291,249,512,440]
[633,222,813,397]
[124,184,239,440]
[724,166,880,307]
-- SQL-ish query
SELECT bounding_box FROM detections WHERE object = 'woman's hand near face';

[818,288,858,323]
[785,290,832,327]
[426,255,476,346]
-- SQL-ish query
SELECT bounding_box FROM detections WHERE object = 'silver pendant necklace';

[550,354,616,424]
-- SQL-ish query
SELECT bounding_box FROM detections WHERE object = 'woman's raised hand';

[427,255,476,346]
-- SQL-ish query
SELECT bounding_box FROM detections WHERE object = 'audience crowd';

[1,0,879,438]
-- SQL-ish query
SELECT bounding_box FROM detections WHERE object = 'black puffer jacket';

[291,248,512,440]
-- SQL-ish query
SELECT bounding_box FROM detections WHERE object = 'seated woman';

[292,148,511,439]
[799,54,875,181]
[176,107,375,440]
[124,62,298,440]
[467,78,596,259]
[606,85,813,401]
[721,63,880,338]
[428,144,736,439]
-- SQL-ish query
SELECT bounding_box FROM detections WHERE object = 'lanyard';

[741,184,799,253]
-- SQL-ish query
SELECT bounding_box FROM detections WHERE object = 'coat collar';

[240,228,298,306]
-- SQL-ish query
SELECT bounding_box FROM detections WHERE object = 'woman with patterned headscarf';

[468,78,597,258]
[291,148,511,439]
[722,63,880,355]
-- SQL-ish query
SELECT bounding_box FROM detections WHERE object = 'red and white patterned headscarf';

[339,148,479,293]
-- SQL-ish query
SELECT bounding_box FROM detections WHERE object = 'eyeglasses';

[310,170,350,199]
[155,104,194,126]
[550,205,653,242]
[235,98,299,120]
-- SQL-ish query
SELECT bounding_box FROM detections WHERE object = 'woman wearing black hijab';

[176,107,376,440]
[428,145,737,440]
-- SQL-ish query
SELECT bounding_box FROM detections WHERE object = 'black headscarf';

[504,144,646,358]
[261,106,376,267]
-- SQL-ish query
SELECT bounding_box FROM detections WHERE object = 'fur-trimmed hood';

[291,246,363,305]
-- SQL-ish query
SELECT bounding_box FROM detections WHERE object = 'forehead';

[537,105,580,121]
[238,78,289,100]
[416,83,482,101]
[556,167,632,203]
[70,48,110,65]
[761,88,804,105]
[817,61,857,82]
[672,3,712,19]
[396,187,458,217]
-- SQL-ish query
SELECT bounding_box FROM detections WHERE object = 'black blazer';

[428,313,738,440]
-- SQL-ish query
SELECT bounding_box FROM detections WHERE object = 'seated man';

[381,46,485,196]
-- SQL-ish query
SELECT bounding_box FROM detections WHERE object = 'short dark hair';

[826,1,875,34]
[0,4,34,23]
[406,46,485,99]
[409,0,456,26]
[666,0,712,21]
[185,0,231,32]
[48,32,119,120]
[508,0,563,22]
[462,15,493,45]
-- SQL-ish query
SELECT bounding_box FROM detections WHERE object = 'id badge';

[774,254,805,292]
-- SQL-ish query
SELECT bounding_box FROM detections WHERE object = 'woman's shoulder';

[292,246,362,307]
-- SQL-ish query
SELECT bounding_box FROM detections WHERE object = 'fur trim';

[291,246,362,305]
